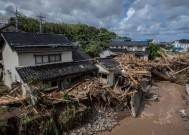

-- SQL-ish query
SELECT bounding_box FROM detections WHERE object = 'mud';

[99,81,189,135]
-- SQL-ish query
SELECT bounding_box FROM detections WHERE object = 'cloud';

[117,0,189,41]
[0,0,126,27]
[0,0,188,41]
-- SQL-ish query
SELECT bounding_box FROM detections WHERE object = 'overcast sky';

[0,0,189,42]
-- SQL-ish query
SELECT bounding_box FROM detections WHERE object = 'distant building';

[158,42,172,51]
[109,40,150,60]
[172,39,189,52]
[0,18,9,27]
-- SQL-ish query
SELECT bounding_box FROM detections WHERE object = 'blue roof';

[131,38,149,42]
[112,38,131,42]
[173,47,184,49]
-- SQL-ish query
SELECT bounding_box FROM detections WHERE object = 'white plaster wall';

[107,70,115,87]
[61,51,73,62]
[19,53,36,66]
[137,46,146,51]
[126,46,133,51]
[95,64,109,74]
[126,46,146,52]
[2,42,20,88]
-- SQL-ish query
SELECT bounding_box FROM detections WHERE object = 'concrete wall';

[2,42,21,88]
[18,51,73,66]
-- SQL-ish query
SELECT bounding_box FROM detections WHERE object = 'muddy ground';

[99,81,189,135]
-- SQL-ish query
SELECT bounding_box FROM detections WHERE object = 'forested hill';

[10,16,117,42]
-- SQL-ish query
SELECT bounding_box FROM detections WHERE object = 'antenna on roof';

[12,7,22,31]
[37,13,45,33]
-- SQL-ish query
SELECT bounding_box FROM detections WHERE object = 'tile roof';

[109,41,149,46]
[100,50,117,58]
[0,23,16,31]
[97,58,119,69]
[1,32,73,51]
[72,48,91,61]
[16,61,98,83]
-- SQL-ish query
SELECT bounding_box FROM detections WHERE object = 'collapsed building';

[95,58,121,86]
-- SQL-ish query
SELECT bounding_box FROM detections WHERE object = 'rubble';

[145,93,159,101]
[69,107,118,135]
[179,109,189,121]
[179,109,187,117]
[114,53,189,85]
[0,53,188,134]
[186,84,189,95]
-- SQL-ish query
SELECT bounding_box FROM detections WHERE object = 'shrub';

[149,43,160,60]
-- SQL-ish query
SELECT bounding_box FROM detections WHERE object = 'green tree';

[84,43,103,57]
[149,43,160,60]
[10,16,117,42]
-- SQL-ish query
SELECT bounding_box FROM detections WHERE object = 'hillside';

[10,16,117,43]
[178,39,189,43]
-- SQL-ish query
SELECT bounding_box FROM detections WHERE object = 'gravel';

[67,107,118,135]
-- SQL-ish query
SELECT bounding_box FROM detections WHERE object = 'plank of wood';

[130,70,150,74]
[174,66,189,75]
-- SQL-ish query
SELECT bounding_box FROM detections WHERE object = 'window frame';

[35,54,61,64]
[42,55,49,63]
[35,55,43,64]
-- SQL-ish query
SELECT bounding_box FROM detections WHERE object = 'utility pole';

[37,13,45,33]
[12,7,21,31]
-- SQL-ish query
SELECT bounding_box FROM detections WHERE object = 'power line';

[37,13,45,33]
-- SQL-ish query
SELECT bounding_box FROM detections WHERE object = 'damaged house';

[0,32,98,93]
[95,58,121,87]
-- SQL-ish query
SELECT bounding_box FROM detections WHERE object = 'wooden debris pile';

[0,53,188,134]
[114,53,189,85]
[168,54,189,84]
[0,53,188,116]
[65,78,136,107]
[0,95,27,105]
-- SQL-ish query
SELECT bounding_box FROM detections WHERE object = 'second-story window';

[43,55,49,63]
[35,54,61,64]
[36,55,43,64]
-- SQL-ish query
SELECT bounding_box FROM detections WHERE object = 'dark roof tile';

[1,32,73,51]
[97,58,119,69]
[16,61,98,83]
[109,41,149,46]
[72,48,91,61]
